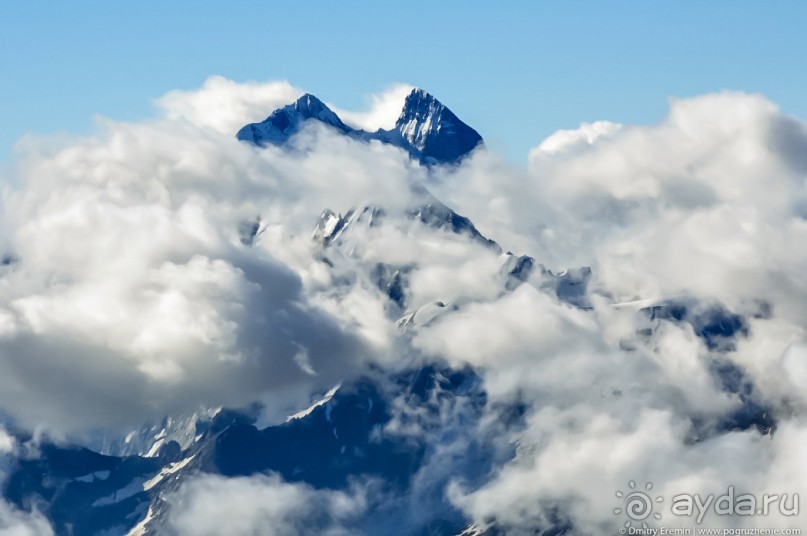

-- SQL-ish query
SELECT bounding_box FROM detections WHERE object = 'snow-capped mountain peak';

[397,89,441,150]
[393,88,482,164]
[237,88,482,165]
[235,93,350,145]
[289,93,345,126]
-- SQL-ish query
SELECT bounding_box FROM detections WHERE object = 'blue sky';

[2,1,806,163]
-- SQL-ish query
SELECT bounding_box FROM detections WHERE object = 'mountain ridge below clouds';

[0,83,781,536]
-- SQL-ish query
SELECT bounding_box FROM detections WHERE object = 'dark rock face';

[644,299,749,351]
[406,199,500,252]
[3,444,165,535]
[637,299,775,438]
[206,378,421,489]
[236,93,352,146]
[1,365,494,535]
[390,89,483,165]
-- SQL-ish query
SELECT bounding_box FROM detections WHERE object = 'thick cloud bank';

[425,92,807,533]
[166,474,366,535]
[0,80,420,432]
[1,78,806,533]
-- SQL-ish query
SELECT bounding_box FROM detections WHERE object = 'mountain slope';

[391,88,483,165]
[2,366,494,535]
[236,93,352,145]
